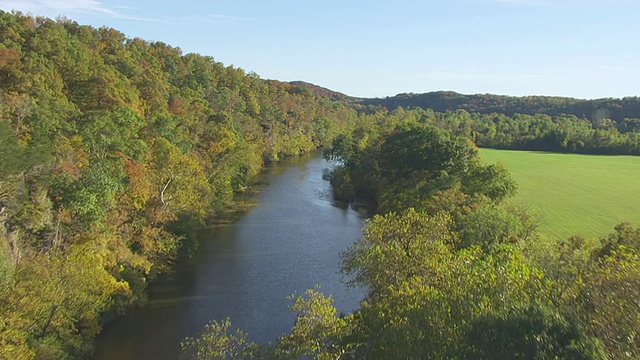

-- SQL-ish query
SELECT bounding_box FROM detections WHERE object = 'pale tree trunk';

[160,178,172,207]
[8,230,22,267]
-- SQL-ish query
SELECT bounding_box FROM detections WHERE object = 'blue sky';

[1,0,638,99]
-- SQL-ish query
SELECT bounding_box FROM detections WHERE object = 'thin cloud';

[111,5,136,10]
[209,14,253,22]
[0,0,164,22]
[0,0,117,15]
[0,1,239,24]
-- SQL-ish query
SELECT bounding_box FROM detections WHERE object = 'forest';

[0,10,639,359]
[0,11,362,359]
[293,83,640,155]
[361,90,640,124]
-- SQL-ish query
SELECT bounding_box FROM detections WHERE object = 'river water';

[93,154,368,359]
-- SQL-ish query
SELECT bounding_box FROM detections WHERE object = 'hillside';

[360,91,640,123]
[288,81,353,102]
[0,11,360,359]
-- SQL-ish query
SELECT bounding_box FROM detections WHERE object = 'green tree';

[271,289,351,360]
[461,304,606,359]
[181,318,255,360]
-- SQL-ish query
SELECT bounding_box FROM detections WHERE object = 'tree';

[379,124,476,181]
[181,318,255,360]
[271,289,351,360]
[461,304,606,359]
[342,208,458,294]
[374,124,516,213]
[342,209,549,358]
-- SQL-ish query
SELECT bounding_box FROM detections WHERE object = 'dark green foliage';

[379,124,476,180]
[355,102,640,155]
[0,121,25,177]
[598,221,640,257]
[362,90,640,124]
[326,122,516,214]
[462,305,607,359]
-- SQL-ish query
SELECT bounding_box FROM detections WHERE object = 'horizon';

[1,0,638,100]
[291,81,637,101]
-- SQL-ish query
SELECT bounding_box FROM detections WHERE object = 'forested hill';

[359,91,640,123]
[287,81,353,102]
[0,11,361,359]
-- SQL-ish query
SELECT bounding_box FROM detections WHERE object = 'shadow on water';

[93,153,369,360]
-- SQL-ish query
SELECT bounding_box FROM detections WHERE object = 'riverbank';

[93,154,367,359]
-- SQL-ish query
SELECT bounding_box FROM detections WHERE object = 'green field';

[480,148,640,239]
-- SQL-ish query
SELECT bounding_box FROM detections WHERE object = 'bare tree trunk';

[8,231,22,267]
[53,216,61,249]
[160,178,172,207]
[40,305,58,339]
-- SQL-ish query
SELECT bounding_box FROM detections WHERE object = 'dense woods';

[296,84,640,155]
[362,90,640,124]
[0,11,360,359]
[426,108,640,154]
[1,10,639,359]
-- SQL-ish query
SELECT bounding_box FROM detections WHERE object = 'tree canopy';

[0,10,361,358]
[1,9,639,359]
[186,115,640,359]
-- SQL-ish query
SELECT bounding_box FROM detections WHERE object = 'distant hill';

[359,91,640,122]
[283,83,640,123]
[288,81,354,102]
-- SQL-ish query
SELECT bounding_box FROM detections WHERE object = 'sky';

[1,0,638,99]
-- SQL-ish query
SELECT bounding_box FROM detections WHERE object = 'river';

[93,153,368,359]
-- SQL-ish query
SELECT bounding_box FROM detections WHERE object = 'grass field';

[480,148,640,239]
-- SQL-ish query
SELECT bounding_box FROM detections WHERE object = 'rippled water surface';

[94,154,367,359]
